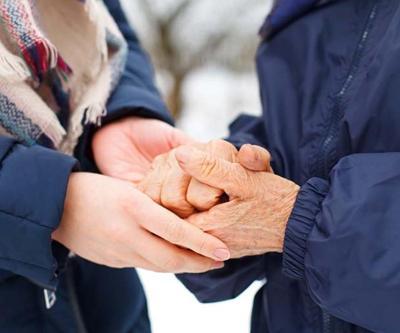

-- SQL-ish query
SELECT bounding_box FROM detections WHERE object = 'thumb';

[238,144,272,172]
[175,145,243,195]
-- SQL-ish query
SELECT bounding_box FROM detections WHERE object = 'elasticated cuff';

[282,177,329,280]
[0,142,78,290]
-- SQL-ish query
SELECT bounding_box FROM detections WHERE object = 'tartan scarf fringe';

[0,0,127,154]
[0,43,31,82]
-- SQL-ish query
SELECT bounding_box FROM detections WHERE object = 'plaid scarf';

[0,0,127,154]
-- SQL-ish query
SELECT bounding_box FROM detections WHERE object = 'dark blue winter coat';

[179,1,400,332]
[0,1,172,332]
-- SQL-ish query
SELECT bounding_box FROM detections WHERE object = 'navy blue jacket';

[179,1,400,332]
[0,1,171,332]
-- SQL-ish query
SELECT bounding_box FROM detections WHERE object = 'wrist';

[52,172,81,244]
[276,183,300,252]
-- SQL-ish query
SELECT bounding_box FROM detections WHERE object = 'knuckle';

[164,221,185,244]
[199,154,219,178]
[197,237,208,255]
[162,198,193,217]
[208,140,237,160]
[161,191,192,211]
[141,183,161,204]
[208,139,225,150]
[153,154,167,165]
[188,190,219,210]
[231,164,248,185]
[161,192,180,208]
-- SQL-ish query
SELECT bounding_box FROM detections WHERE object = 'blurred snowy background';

[121,1,272,332]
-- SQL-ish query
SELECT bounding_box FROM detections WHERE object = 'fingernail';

[251,145,261,160]
[213,248,230,261]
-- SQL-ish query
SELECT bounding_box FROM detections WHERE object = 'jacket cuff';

[0,143,78,290]
[105,85,173,126]
[75,106,174,173]
[282,177,329,280]
[226,114,266,149]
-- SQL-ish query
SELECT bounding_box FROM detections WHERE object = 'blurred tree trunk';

[168,73,184,118]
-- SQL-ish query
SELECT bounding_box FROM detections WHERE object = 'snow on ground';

[138,270,263,333]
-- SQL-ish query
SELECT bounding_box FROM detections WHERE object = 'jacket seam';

[0,256,53,273]
[0,208,54,230]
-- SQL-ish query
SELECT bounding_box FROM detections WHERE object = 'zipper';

[315,3,379,178]
[322,310,331,333]
[66,264,88,333]
[317,3,380,333]
[31,270,86,332]
[27,278,58,310]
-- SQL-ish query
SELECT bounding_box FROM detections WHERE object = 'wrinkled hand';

[92,117,193,184]
[139,139,272,218]
[174,146,299,258]
[53,173,230,273]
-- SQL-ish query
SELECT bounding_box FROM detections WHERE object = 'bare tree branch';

[165,0,191,26]
[127,0,265,116]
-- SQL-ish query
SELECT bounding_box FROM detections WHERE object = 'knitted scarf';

[0,0,127,154]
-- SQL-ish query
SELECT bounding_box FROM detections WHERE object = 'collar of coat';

[260,0,336,39]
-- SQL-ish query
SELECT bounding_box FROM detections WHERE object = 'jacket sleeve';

[177,256,265,303]
[283,153,400,333]
[0,136,77,290]
[226,114,269,149]
[102,0,172,125]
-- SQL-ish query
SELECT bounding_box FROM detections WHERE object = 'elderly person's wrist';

[274,183,301,252]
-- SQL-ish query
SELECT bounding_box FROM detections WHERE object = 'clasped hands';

[138,139,299,258]
[54,117,299,275]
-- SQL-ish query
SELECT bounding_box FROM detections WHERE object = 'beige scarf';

[0,0,127,154]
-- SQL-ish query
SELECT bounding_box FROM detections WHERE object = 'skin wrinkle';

[139,139,240,216]
[140,141,300,258]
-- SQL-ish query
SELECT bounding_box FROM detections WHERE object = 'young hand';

[52,172,230,273]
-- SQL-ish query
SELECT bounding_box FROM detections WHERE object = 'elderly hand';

[174,146,299,258]
[53,172,230,273]
[92,117,193,184]
[138,140,272,218]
